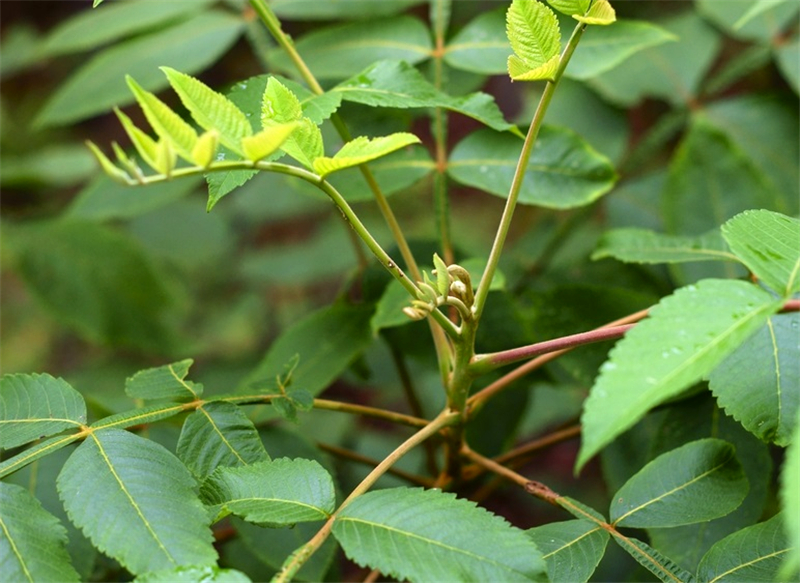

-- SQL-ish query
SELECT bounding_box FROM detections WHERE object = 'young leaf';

[114,107,160,171]
[126,75,198,162]
[611,534,697,583]
[278,118,324,170]
[85,141,132,184]
[0,373,86,449]
[432,253,449,297]
[577,279,782,470]
[610,439,748,528]
[0,482,80,583]
[312,133,421,178]
[153,139,177,176]
[547,0,590,17]
[506,0,561,81]
[244,304,373,397]
[57,429,217,575]
[592,228,737,264]
[135,566,252,583]
[527,520,608,583]
[125,359,202,401]
[161,66,252,155]
[448,126,616,209]
[709,312,800,446]
[721,210,800,297]
[333,488,547,582]
[241,122,298,163]
[202,459,335,525]
[574,0,616,26]
[176,402,269,480]
[192,130,219,169]
[261,77,303,125]
[696,513,791,583]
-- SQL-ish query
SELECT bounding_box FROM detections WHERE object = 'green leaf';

[781,415,800,574]
[709,312,800,446]
[67,175,198,221]
[444,9,508,75]
[125,359,202,401]
[0,373,86,450]
[721,210,800,297]
[261,77,303,125]
[162,67,252,156]
[527,520,608,583]
[57,429,217,575]
[448,126,616,209]
[241,123,298,163]
[573,0,616,26]
[547,0,590,17]
[201,458,335,525]
[206,166,258,211]
[90,403,187,432]
[578,279,782,470]
[611,535,697,583]
[114,107,160,171]
[696,0,799,43]
[135,566,252,583]
[592,228,737,264]
[0,482,80,583]
[176,402,269,480]
[41,0,215,57]
[0,434,83,480]
[332,60,518,133]
[506,0,561,81]
[333,487,547,582]
[313,133,420,177]
[271,0,424,20]
[127,76,198,162]
[566,20,676,80]
[610,439,747,528]
[268,16,432,79]
[8,220,176,351]
[775,37,800,95]
[697,513,791,583]
[245,304,373,397]
[3,144,97,188]
[36,11,244,126]
[734,0,797,29]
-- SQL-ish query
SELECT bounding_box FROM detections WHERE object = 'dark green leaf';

[781,416,800,574]
[448,126,616,209]
[245,304,373,397]
[444,9,507,75]
[611,535,697,583]
[578,279,782,470]
[9,220,176,351]
[721,210,800,297]
[592,228,737,264]
[135,566,252,583]
[610,439,748,528]
[334,487,547,582]
[57,429,217,575]
[270,0,425,20]
[775,37,800,94]
[527,520,608,583]
[36,11,245,126]
[176,402,269,480]
[0,482,80,583]
[0,373,86,450]
[696,0,799,42]
[709,312,800,446]
[696,513,791,583]
[1,145,96,188]
[269,16,432,79]
[0,434,82,480]
[125,359,202,401]
[201,458,335,525]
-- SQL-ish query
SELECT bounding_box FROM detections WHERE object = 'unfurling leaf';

[547,0,590,16]
[114,107,159,171]
[126,75,198,162]
[192,130,219,168]
[154,139,176,177]
[312,133,420,177]
[506,0,561,81]
[86,140,131,183]
[161,67,252,156]
[241,122,298,162]
[432,253,449,297]
[260,77,322,168]
[574,0,616,25]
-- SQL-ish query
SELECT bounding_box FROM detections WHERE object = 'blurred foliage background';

[0,1,797,579]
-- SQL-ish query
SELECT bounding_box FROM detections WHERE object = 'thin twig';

[316,442,435,487]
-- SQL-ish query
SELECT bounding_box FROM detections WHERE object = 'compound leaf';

[506,0,561,81]
[333,488,547,582]
[125,359,202,401]
[57,429,217,575]
[696,513,791,583]
[162,67,251,155]
[610,439,748,528]
[176,402,269,481]
[578,279,782,470]
[313,133,420,177]
[721,210,800,297]
[201,458,335,525]
[527,519,608,583]
[592,228,737,264]
[448,126,616,209]
[0,373,86,450]
[709,312,800,446]
[0,482,80,583]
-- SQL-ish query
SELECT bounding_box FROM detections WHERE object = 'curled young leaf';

[506,0,561,81]
[241,122,298,163]
[312,133,420,178]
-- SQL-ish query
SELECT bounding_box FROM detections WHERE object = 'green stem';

[472,20,588,322]
[271,409,460,583]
